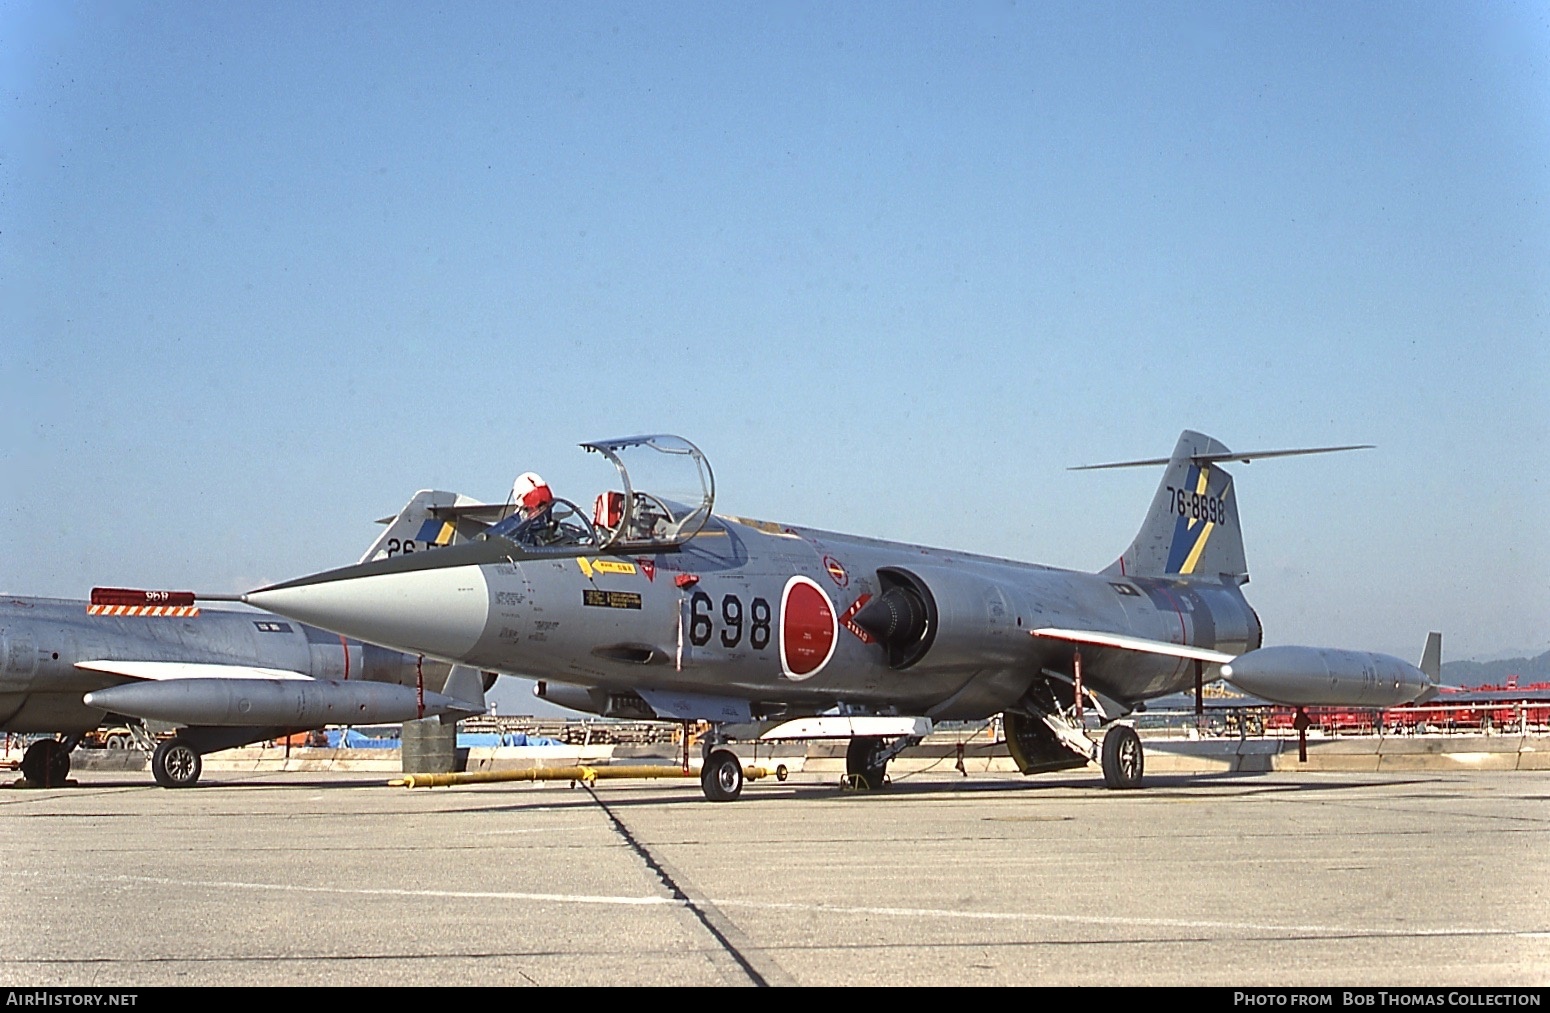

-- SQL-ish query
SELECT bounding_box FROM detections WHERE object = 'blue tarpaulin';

[322,729,565,748]
[325,729,398,749]
[457,732,564,747]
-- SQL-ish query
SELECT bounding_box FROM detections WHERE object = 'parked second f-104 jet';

[223,431,1437,801]
[2,505,494,788]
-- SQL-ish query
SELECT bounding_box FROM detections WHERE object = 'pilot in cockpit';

[487,472,562,545]
[511,472,553,521]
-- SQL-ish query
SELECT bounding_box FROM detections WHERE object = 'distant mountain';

[1466,643,1550,663]
[1442,650,1550,687]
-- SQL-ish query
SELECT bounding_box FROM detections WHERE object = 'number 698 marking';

[689,592,771,650]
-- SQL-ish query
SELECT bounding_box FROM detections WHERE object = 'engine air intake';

[853,568,937,669]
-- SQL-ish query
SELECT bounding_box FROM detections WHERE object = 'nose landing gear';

[700,747,744,802]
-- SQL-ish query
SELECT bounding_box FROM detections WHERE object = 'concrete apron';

[45,732,1549,777]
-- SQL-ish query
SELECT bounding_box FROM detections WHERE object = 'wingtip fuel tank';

[1220,646,1433,708]
[83,678,480,727]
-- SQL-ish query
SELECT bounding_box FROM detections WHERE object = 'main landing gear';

[1004,693,1147,790]
[1099,724,1143,789]
[151,737,203,788]
[19,736,75,787]
[845,736,889,790]
[844,735,919,791]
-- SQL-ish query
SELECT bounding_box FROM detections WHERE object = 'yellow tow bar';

[391,764,783,789]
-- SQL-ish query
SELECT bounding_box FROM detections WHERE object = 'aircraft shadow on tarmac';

[361,771,1447,818]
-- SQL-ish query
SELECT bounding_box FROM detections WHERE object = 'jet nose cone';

[246,565,491,661]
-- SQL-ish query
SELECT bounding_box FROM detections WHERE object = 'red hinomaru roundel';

[779,575,838,680]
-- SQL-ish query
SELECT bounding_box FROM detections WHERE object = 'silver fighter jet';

[2,494,497,787]
[229,432,1437,801]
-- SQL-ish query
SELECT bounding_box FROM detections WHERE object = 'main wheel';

[845,736,888,791]
[20,739,70,787]
[1100,725,1143,789]
[700,748,744,802]
[152,739,203,788]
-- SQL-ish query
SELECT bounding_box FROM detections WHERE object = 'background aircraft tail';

[359,490,513,564]
[1099,430,1249,582]
[1414,631,1443,703]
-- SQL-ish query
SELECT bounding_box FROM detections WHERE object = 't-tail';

[359,490,517,564]
[1077,430,1374,583]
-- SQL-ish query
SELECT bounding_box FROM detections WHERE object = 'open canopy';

[583,435,716,551]
[478,435,716,555]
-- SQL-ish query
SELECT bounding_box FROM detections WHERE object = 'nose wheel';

[700,747,744,802]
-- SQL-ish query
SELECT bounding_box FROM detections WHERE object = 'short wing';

[1031,628,1237,665]
[75,660,313,681]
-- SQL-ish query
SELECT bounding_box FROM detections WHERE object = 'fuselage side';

[437,514,1263,720]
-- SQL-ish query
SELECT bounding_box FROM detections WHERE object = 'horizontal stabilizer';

[374,501,512,525]
[1031,628,1237,665]
[75,660,313,682]
[1071,443,1374,471]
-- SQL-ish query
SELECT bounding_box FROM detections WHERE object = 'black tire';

[845,736,888,791]
[152,739,203,788]
[20,740,70,787]
[1101,725,1144,789]
[700,748,744,802]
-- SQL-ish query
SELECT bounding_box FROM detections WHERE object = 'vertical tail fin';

[1419,631,1442,682]
[1079,432,1373,582]
[359,490,511,564]
[1413,631,1443,703]
[1101,431,1248,582]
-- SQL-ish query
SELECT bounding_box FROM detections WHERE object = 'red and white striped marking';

[839,594,875,643]
[86,605,200,617]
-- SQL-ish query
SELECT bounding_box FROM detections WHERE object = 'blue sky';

[3,2,1547,712]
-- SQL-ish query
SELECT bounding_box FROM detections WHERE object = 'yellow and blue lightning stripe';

[1165,464,1221,574]
[414,519,456,547]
